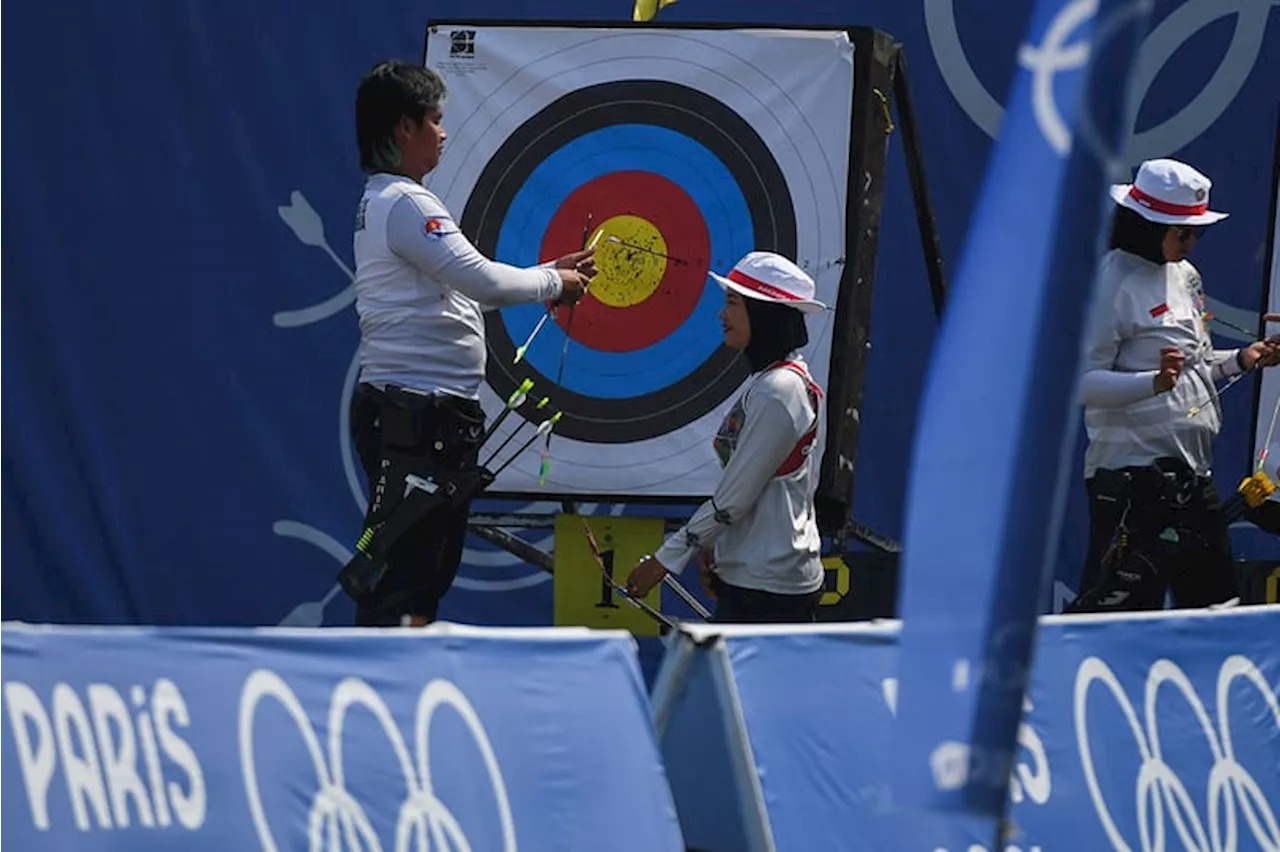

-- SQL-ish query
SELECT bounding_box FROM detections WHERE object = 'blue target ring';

[462,80,797,444]
[496,125,753,398]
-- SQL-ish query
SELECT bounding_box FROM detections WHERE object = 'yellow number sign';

[820,555,851,606]
[553,515,665,636]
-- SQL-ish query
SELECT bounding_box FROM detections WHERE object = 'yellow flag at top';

[633,0,679,21]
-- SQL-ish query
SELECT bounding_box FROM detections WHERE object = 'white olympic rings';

[1074,654,1280,852]
[239,670,516,852]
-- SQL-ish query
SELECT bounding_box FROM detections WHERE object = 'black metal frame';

[422,19,946,566]
[812,28,947,537]
[466,511,901,571]
[1248,109,1280,470]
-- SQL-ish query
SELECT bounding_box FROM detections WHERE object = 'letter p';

[4,682,56,829]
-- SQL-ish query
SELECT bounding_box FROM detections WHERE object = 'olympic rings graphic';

[239,670,516,852]
[925,0,1280,163]
[1073,654,1280,852]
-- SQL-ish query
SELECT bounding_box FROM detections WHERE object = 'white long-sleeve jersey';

[1079,249,1243,478]
[352,173,562,399]
[655,355,826,596]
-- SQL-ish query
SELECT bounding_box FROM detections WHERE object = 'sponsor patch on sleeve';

[1149,303,1169,318]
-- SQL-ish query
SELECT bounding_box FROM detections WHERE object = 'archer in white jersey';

[343,60,595,626]
[625,252,830,623]
[1070,159,1280,613]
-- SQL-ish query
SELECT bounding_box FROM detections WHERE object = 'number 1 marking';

[596,548,620,609]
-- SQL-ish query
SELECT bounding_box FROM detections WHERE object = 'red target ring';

[539,170,710,352]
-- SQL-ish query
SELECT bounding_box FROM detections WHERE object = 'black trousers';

[711,578,823,623]
[349,383,483,626]
[1071,464,1237,612]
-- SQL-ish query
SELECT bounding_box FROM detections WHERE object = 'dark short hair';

[1108,205,1169,264]
[355,60,447,173]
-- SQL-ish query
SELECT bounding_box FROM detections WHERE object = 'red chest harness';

[767,360,824,477]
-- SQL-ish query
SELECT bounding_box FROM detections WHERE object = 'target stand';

[423,22,946,618]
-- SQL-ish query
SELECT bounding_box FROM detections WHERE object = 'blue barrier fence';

[1,625,683,851]
[653,606,1280,851]
[6,607,1277,850]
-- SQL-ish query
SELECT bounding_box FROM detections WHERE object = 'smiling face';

[720,291,752,350]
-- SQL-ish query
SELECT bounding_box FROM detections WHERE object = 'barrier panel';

[1,623,685,851]
[651,606,1280,851]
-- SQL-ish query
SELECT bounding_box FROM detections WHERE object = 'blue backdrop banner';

[650,606,1280,851]
[3,0,1278,631]
[1,624,684,851]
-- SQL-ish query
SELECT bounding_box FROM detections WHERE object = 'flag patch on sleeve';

[1149,303,1169,318]
[422,217,460,240]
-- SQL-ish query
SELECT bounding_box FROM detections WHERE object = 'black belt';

[356,383,485,463]
[1094,457,1207,510]
[358,383,483,416]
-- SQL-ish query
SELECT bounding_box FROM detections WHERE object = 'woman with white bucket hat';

[1068,158,1280,613]
[625,251,829,623]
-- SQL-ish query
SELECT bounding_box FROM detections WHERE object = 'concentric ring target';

[538,170,708,353]
[426,24,852,498]
[459,80,797,444]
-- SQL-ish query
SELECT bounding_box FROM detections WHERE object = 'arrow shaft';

[515,312,551,362]
[663,574,712,621]
[580,518,679,631]
[607,236,687,265]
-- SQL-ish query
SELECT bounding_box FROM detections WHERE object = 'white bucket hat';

[709,251,828,315]
[1108,158,1229,226]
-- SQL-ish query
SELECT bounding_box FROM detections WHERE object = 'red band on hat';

[727,269,802,302]
[1128,185,1207,217]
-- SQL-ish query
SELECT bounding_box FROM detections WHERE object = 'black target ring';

[461,79,797,444]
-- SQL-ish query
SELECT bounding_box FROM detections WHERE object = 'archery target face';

[424,25,854,498]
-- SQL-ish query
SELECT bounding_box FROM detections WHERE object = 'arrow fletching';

[507,378,535,408]
[536,412,565,484]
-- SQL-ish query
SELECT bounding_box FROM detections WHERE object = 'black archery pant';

[349,383,484,626]
[1070,458,1237,612]
[709,577,824,623]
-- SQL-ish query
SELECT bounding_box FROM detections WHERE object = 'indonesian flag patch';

[1150,303,1170,318]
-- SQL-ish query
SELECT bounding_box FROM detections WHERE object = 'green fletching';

[506,379,534,405]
